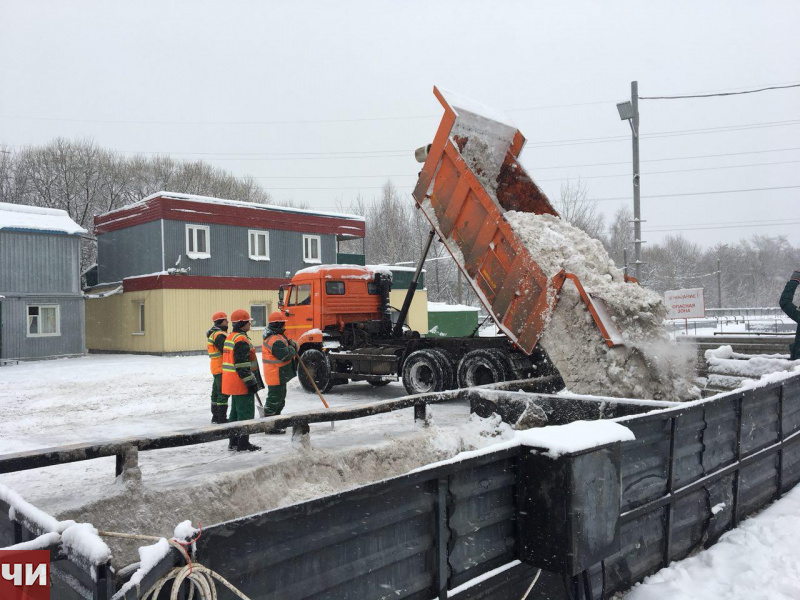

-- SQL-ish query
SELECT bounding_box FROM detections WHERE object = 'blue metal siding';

[162,220,337,278]
[0,296,85,360]
[0,231,80,294]
[97,221,162,283]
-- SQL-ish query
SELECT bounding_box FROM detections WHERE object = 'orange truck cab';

[278,265,392,350]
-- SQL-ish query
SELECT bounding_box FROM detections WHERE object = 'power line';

[590,184,800,203]
[641,82,800,100]
[644,219,800,233]
[529,146,800,171]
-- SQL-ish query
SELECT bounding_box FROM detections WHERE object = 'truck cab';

[278,265,392,349]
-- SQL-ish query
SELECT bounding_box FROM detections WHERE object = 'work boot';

[228,435,238,450]
[211,405,219,424]
[237,435,262,452]
[216,405,228,424]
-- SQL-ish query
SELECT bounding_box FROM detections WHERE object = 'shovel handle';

[298,356,330,409]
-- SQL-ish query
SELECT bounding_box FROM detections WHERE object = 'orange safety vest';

[222,332,259,396]
[262,333,293,386]
[207,330,226,375]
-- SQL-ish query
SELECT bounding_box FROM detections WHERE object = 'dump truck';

[279,264,551,395]
[282,87,634,395]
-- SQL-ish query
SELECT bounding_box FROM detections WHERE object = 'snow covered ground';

[621,485,800,600]
[0,353,507,567]
[669,315,794,338]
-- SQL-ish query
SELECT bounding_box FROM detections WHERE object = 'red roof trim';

[94,196,365,238]
[122,275,289,293]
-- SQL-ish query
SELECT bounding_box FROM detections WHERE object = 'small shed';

[0,202,86,361]
[427,302,480,337]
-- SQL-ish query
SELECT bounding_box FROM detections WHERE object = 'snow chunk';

[519,420,635,458]
[708,355,800,378]
[0,483,62,533]
[4,531,61,551]
[0,201,86,235]
[173,520,197,542]
[116,538,171,594]
[705,345,734,360]
[60,522,112,566]
[711,503,726,515]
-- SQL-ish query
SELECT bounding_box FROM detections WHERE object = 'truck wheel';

[429,348,457,390]
[299,349,334,393]
[402,350,448,395]
[457,348,512,388]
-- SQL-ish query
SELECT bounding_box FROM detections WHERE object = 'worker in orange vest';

[222,309,265,451]
[206,311,229,424]
[262,311,298,433]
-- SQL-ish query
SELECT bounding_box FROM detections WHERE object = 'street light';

[617,81,643,281]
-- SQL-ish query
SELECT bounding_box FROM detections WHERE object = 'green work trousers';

[229,394,255,422]
[265,385,287,416]
[211,373,229,407]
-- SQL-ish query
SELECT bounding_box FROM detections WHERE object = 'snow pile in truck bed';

[504,212,698,401]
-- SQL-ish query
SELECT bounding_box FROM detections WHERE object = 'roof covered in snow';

[103,191,364,221]
[428,301,480,312]
[0,202,86,235]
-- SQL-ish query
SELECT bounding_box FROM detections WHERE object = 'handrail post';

[115,445,141,483]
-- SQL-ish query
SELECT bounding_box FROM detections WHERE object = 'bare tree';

[554,179,604,240]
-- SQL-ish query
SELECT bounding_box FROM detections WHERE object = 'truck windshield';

[289,284,312,306]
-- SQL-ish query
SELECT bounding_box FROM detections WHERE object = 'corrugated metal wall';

[162,220,337,278]
[86,289,279,353]
[87,288,427,354]
[0,231,80,294]
[97,221,162,283]
[0,296,85,359]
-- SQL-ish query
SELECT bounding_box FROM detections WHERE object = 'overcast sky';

[1,0,798,249]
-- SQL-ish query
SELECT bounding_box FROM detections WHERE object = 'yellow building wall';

[87,288,427,353]
[389,289,428,335]
[86,289,278,354]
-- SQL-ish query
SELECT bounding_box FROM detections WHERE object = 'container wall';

[96,220,163,283]
[0,231,81,294]
[163,220,337,278]
[0,296,85,360]
[86,288,280,353]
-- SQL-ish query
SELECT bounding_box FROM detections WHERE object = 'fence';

[0,373,798,599]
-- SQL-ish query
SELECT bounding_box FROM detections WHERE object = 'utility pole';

[631,81,642,281]
[617,81,642,281]
[623,248,628,278]
[717,258,722,308]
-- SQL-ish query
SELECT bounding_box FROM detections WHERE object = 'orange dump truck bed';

[412,87,623,355]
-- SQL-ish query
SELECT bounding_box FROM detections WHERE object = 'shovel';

[255,392,266,419]
[298,355,335,430]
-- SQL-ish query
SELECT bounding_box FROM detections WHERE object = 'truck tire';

[402,349,449,395]
[299,349,334,393]
[429,347,457,390]
[457,348,512,388]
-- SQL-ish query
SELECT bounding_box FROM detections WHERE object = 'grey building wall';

[97,220,162,283]
[161,220,337,278]
[0,231,81,294]
[0,296,85,360]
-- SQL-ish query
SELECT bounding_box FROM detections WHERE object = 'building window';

[27,305,60,337]
[248,230,270,261]
[133,302,145,335]
[186,224,210,259]
[325,281,345,295]
[303,235,321,264]
[251,304,268,328]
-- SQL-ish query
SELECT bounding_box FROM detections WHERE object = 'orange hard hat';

[230,309,252,323]
[212,311,228,321]
[268,311,287,324]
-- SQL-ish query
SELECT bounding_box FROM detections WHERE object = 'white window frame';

[133,301,146,335]
[248,230,270,261]
[26,304,61,337]
[250,303,269,330]
[303,234,322,264]
[186,224,211,259]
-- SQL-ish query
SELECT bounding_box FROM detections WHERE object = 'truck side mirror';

[278,286,284,308]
